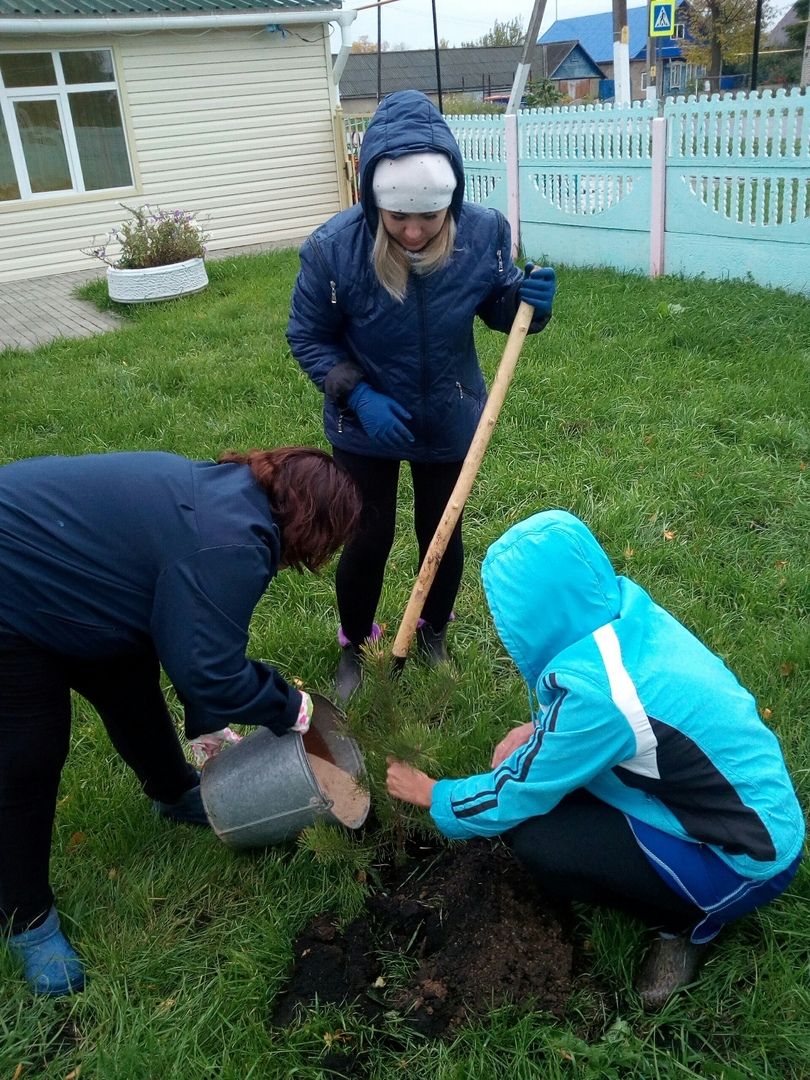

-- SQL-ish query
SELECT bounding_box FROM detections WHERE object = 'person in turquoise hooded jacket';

[387,510,804,1008]
[287,90,556,701]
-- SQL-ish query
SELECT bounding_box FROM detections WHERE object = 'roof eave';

[0,6,351,33]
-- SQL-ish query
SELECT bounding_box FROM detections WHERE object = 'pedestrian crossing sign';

[649,0,676,36]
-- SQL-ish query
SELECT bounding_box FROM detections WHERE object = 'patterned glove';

[519,264,556,317]
[188,727,243,766]
[291,691,314,734]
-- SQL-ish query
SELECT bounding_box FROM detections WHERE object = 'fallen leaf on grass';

[762,708,773,720]
[323,1030,351,1048]
[780,662,795,678]
[663,529,676,541]
[12,1064,24,1080]
[64,1069,81,1080]
[774,560,787,570]
[656,302,686,317]
[373,976,386,988]
[623,546,635,558]
[67,832,86,852]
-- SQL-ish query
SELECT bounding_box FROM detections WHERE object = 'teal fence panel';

[445,114,507,215]
[518,101,657,272]
[346,92,810,294]
[664,88,810,293]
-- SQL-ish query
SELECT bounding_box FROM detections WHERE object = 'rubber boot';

[416,621,449,666]
[335,644,363,704]
[153,773,210,827]
[635,934,707,1009]
[335,623,382,703]
[8,905,85,996]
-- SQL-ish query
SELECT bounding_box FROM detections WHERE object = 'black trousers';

[506,791,704,933]
[332,448,465,646]
[0,627,198,931]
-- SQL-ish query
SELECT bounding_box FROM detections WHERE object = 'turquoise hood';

[481,510,622,687]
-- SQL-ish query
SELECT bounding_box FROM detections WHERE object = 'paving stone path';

[0,241,299,353]
[0,268,122,351]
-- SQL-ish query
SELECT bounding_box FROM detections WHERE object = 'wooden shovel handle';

[391,301,536,662]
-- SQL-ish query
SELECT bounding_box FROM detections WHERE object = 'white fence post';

[650,115,667,277]
[505,111,520,258]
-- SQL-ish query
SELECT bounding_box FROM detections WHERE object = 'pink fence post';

[505,111,520,259]
[650,115,667,277]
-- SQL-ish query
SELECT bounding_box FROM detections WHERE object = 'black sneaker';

[635,935,707,1009]
[153,783,210,827]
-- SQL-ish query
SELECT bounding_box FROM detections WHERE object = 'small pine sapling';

[341,637,456,861]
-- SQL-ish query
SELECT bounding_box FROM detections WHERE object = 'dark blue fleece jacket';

[0,452,301,736]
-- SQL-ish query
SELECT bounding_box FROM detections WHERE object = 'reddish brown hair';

[218,447,361,572]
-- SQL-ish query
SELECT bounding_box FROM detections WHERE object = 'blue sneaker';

[153,782,210,827]
[8,905,85,996]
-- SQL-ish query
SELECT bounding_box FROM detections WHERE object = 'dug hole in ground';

[273,832,580,1038]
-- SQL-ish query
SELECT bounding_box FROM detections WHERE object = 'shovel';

[391,300,537,669]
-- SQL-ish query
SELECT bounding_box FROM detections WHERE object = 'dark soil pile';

[272,839,574,1036]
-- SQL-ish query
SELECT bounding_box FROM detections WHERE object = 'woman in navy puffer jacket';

[287,90,556,699]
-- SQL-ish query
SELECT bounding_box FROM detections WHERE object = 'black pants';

[0,627,198,931]
[332,448,465,646]
[506,791,704,933]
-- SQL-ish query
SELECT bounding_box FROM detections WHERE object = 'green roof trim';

[0,0,339,17]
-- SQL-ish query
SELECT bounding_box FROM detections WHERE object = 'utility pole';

[504,0,547,259]
[750,0,764,90]
[431,0,443,113]
[612,0,631,103]
[803,10,810,88]
[646,24,657,101]
[506,0,548,113]
[376,0,382,101]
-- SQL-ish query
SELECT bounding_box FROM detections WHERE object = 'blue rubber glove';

[347,383,414,451]
[519,264,556,317]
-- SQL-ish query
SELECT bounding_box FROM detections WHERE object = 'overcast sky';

[344,0,796,51]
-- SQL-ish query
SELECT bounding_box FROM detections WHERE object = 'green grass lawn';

[1,251,808,1079]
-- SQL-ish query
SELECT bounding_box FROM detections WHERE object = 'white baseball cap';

[372,152,457,213]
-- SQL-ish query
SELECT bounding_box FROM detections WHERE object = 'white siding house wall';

[0,26,342,282]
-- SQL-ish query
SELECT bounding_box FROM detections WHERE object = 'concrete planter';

[107,256,208,304]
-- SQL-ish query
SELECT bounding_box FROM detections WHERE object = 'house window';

[673,22,686,39]
[0,48,133,204]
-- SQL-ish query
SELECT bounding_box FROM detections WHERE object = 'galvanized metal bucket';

[200,693,369,849]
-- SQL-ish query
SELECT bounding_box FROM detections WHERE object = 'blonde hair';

[372,213,457,302]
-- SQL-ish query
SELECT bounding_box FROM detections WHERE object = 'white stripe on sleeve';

[593,623,660,779]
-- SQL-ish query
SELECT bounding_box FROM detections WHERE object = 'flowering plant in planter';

[86,204,210,304]
[87,204,208,269]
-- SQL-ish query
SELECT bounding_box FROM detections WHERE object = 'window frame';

[0,47,135,204]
